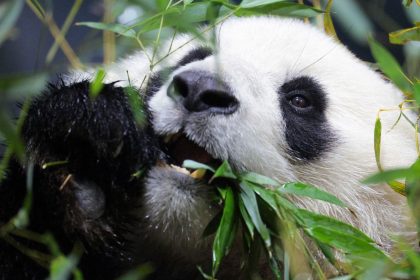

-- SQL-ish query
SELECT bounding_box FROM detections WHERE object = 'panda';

[0,16,417,279]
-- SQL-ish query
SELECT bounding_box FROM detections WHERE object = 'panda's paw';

[7,80,158,253]
[22,80,156,176]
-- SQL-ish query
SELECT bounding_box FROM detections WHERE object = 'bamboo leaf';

[0,72,48,100]
[279,182,346,207]
[116,263,154,280]
[89,68,106,99]
[413,81,420,106]
[374,117,382,171]
[76,22,137,38]
[238,198,255,238]
[307,226,388,263]
[389,25,420,45]
[294,209,374,243]
[362,168,414,184]
[240,172,281,187]
[239,182,271,249]
[212,187,237,277]
[237,2,321,18]
[364,158,420,185]
[324,0,337,39]
[183,160,216,173]
[0,0,24,45]
[124,86,147,127]
[240,0,289,8]
[211,160,237,181]
[368,37,412,92]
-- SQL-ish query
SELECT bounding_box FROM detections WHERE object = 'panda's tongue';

[168,135,213,166]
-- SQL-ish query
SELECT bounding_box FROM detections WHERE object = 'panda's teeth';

[190,169,206,179]
[170,164,191,175]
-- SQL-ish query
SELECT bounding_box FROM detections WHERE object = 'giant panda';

[0,16,417,279]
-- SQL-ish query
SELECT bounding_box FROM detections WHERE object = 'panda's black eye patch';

[281,76,327,113]
[279,76,335,161]
[176,47,213,68]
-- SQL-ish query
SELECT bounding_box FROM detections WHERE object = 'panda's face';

[149,18,340,179]
[139,17,415,261]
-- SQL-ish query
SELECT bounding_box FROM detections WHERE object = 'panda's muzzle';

[167,70,239,115]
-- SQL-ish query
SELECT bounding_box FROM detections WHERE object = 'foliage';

[0,0,420,279]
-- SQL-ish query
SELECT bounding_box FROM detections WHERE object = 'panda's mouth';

[162,133,220,179]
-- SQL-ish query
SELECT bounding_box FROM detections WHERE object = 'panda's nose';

[167,70,239,114]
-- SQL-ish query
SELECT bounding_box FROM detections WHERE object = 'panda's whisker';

[297,44,339,74]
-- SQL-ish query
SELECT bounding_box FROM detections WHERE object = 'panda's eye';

[289,94,310,108]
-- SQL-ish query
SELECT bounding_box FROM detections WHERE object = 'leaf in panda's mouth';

[165,133,218,167]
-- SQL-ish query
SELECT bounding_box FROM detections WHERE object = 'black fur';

[0,81,161,279]
[176,47,213,68]
[279,76,336,161]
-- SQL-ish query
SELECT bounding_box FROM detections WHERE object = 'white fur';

[80,16,417,262]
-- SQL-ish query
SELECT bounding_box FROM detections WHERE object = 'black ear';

[0,80,161,279]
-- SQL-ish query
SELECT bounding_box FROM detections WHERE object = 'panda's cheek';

[148,89,184,134]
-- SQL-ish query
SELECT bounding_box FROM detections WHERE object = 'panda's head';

[134,16,416,264]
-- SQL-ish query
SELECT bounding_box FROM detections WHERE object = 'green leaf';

[237,2,321,18]
[413,81,420,106]
[238,198,255,238]
[244,181,281,217]
[156,0,171,11]
[362,168,414,184]
[324,0,337,39]
[240,172,281,187]
[183,0,194,6]
[240,0,289,8]
[212,187,237,277]
[402,0,413,6]
[76,22,137,38]
[49,242,84,280]
[0,111,25,161]
[132,3,209,35]
[294,209,374,243]
[182,160,216,173]
[0,72,48,100]
[239,182,271,249]
[49,255,78,280]
[42,160,69,170]
[89,68,106,99]
[116,263,154,280]
[211,160,237,181]
[307,226,387,263]
[389,25,420,45]
[0,0,24,45]
[374,117,382,170]
[368,37,412,92]
[315,240,337,266]
[124,86,147,127]
[279,182,346,207]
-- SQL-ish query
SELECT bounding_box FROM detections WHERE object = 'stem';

[26,0,83,69]
[103,0,116,65]
[46,0,83,64]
